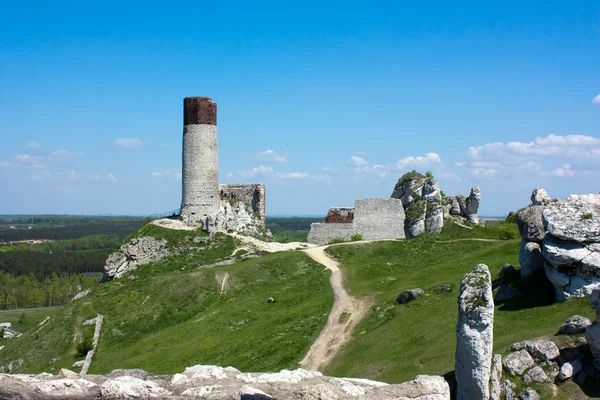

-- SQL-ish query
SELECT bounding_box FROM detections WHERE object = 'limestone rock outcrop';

[455,264,494,400]
[517,190,600,300]
[442,187,481,225]
[104,237,168,279]
[0,366,451,400]
[207,200,271,238]
[391,172,444,238]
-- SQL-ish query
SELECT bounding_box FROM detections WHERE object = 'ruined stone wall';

[326,207,355,223]
[307,198,406,244]
[180,97,219,224]
[307,223,355,245]
[218,183,266,227]
[353,198,406,240]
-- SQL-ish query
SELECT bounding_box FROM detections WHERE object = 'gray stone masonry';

[181,123,219,224]
[353,198,406,240]
[307,198,405,244]
[307,223,355,245]
[219,183,266,227]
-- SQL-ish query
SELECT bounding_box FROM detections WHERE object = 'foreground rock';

[559,315,591,335]
[396,288,425,304]
[516,190,600,300]
[0,366,450,400]
[455,264,494,400]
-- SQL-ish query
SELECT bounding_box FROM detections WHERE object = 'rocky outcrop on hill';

[104,237,169,279]
[455,264,494,400]
[516,189,600,300]
[443,187,481,224]
[391,172,444,238]
[207,200,272,238]
[0,366,450,400]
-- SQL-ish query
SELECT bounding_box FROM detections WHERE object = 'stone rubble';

[0,366,450,400]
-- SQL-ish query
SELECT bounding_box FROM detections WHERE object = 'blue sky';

[1,1,599,216]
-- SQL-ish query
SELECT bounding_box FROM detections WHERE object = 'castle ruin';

[180,97,266,233]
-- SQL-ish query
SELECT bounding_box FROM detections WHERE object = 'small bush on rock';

[581,212,593,220]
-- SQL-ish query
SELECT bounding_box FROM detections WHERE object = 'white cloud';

[0,154,46,169]
[108,173,119,183]
[49,150,84,163]
[67,170,81,180]
[28,141,40,148]
[115,138,145,148]
[227,165,275,179]
[16,154,43,163]
[592,94,600,105]
[152,169,182,180]
[226,165,329,185]
[469,134,600,161]
[347,156,368,167]
[250,149,287,163]
[280,172,309,179]
[396,152,442,170]
[464,134,600,180]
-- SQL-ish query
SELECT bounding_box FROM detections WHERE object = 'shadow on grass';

[497,270,556,312]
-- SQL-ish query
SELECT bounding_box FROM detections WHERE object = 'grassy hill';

[0,227,333,374]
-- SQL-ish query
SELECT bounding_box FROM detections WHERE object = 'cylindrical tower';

[180,97,219,224]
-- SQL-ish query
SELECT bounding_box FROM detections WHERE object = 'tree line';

[0,271,98,310]
[0,216,146,243]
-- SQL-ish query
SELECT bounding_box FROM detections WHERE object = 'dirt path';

[300,246,372,372]
[229,233,314,253]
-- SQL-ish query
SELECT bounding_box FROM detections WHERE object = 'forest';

[0,271,98,310]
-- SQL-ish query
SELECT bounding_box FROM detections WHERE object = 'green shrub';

[351,233,363,241]
[425,171,434,179]
[394,170,425,191]
[581,212,593,220]
[76,336,93,357]
[505,212,517,224]
[18,313,28,325]
[499,227,518,240]
[328,238,347,245]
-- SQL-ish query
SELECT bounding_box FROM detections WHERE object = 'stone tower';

[180,97,219,224]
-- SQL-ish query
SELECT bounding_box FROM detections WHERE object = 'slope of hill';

[323,222,593,385]
[0,227,333,375]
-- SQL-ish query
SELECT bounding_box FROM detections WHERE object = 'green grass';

[324,222,593,384]
[0,233,333,374]
[271,230,309,243]
[130,223,209,248]
[0,307,62,346]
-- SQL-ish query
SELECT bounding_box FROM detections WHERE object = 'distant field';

[0,307,62,346]
[266,216,323,243]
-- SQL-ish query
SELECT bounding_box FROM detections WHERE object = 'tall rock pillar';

[181,97,219,225]
[455,264,494,400]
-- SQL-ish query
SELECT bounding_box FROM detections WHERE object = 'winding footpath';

[300,246,372,371]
